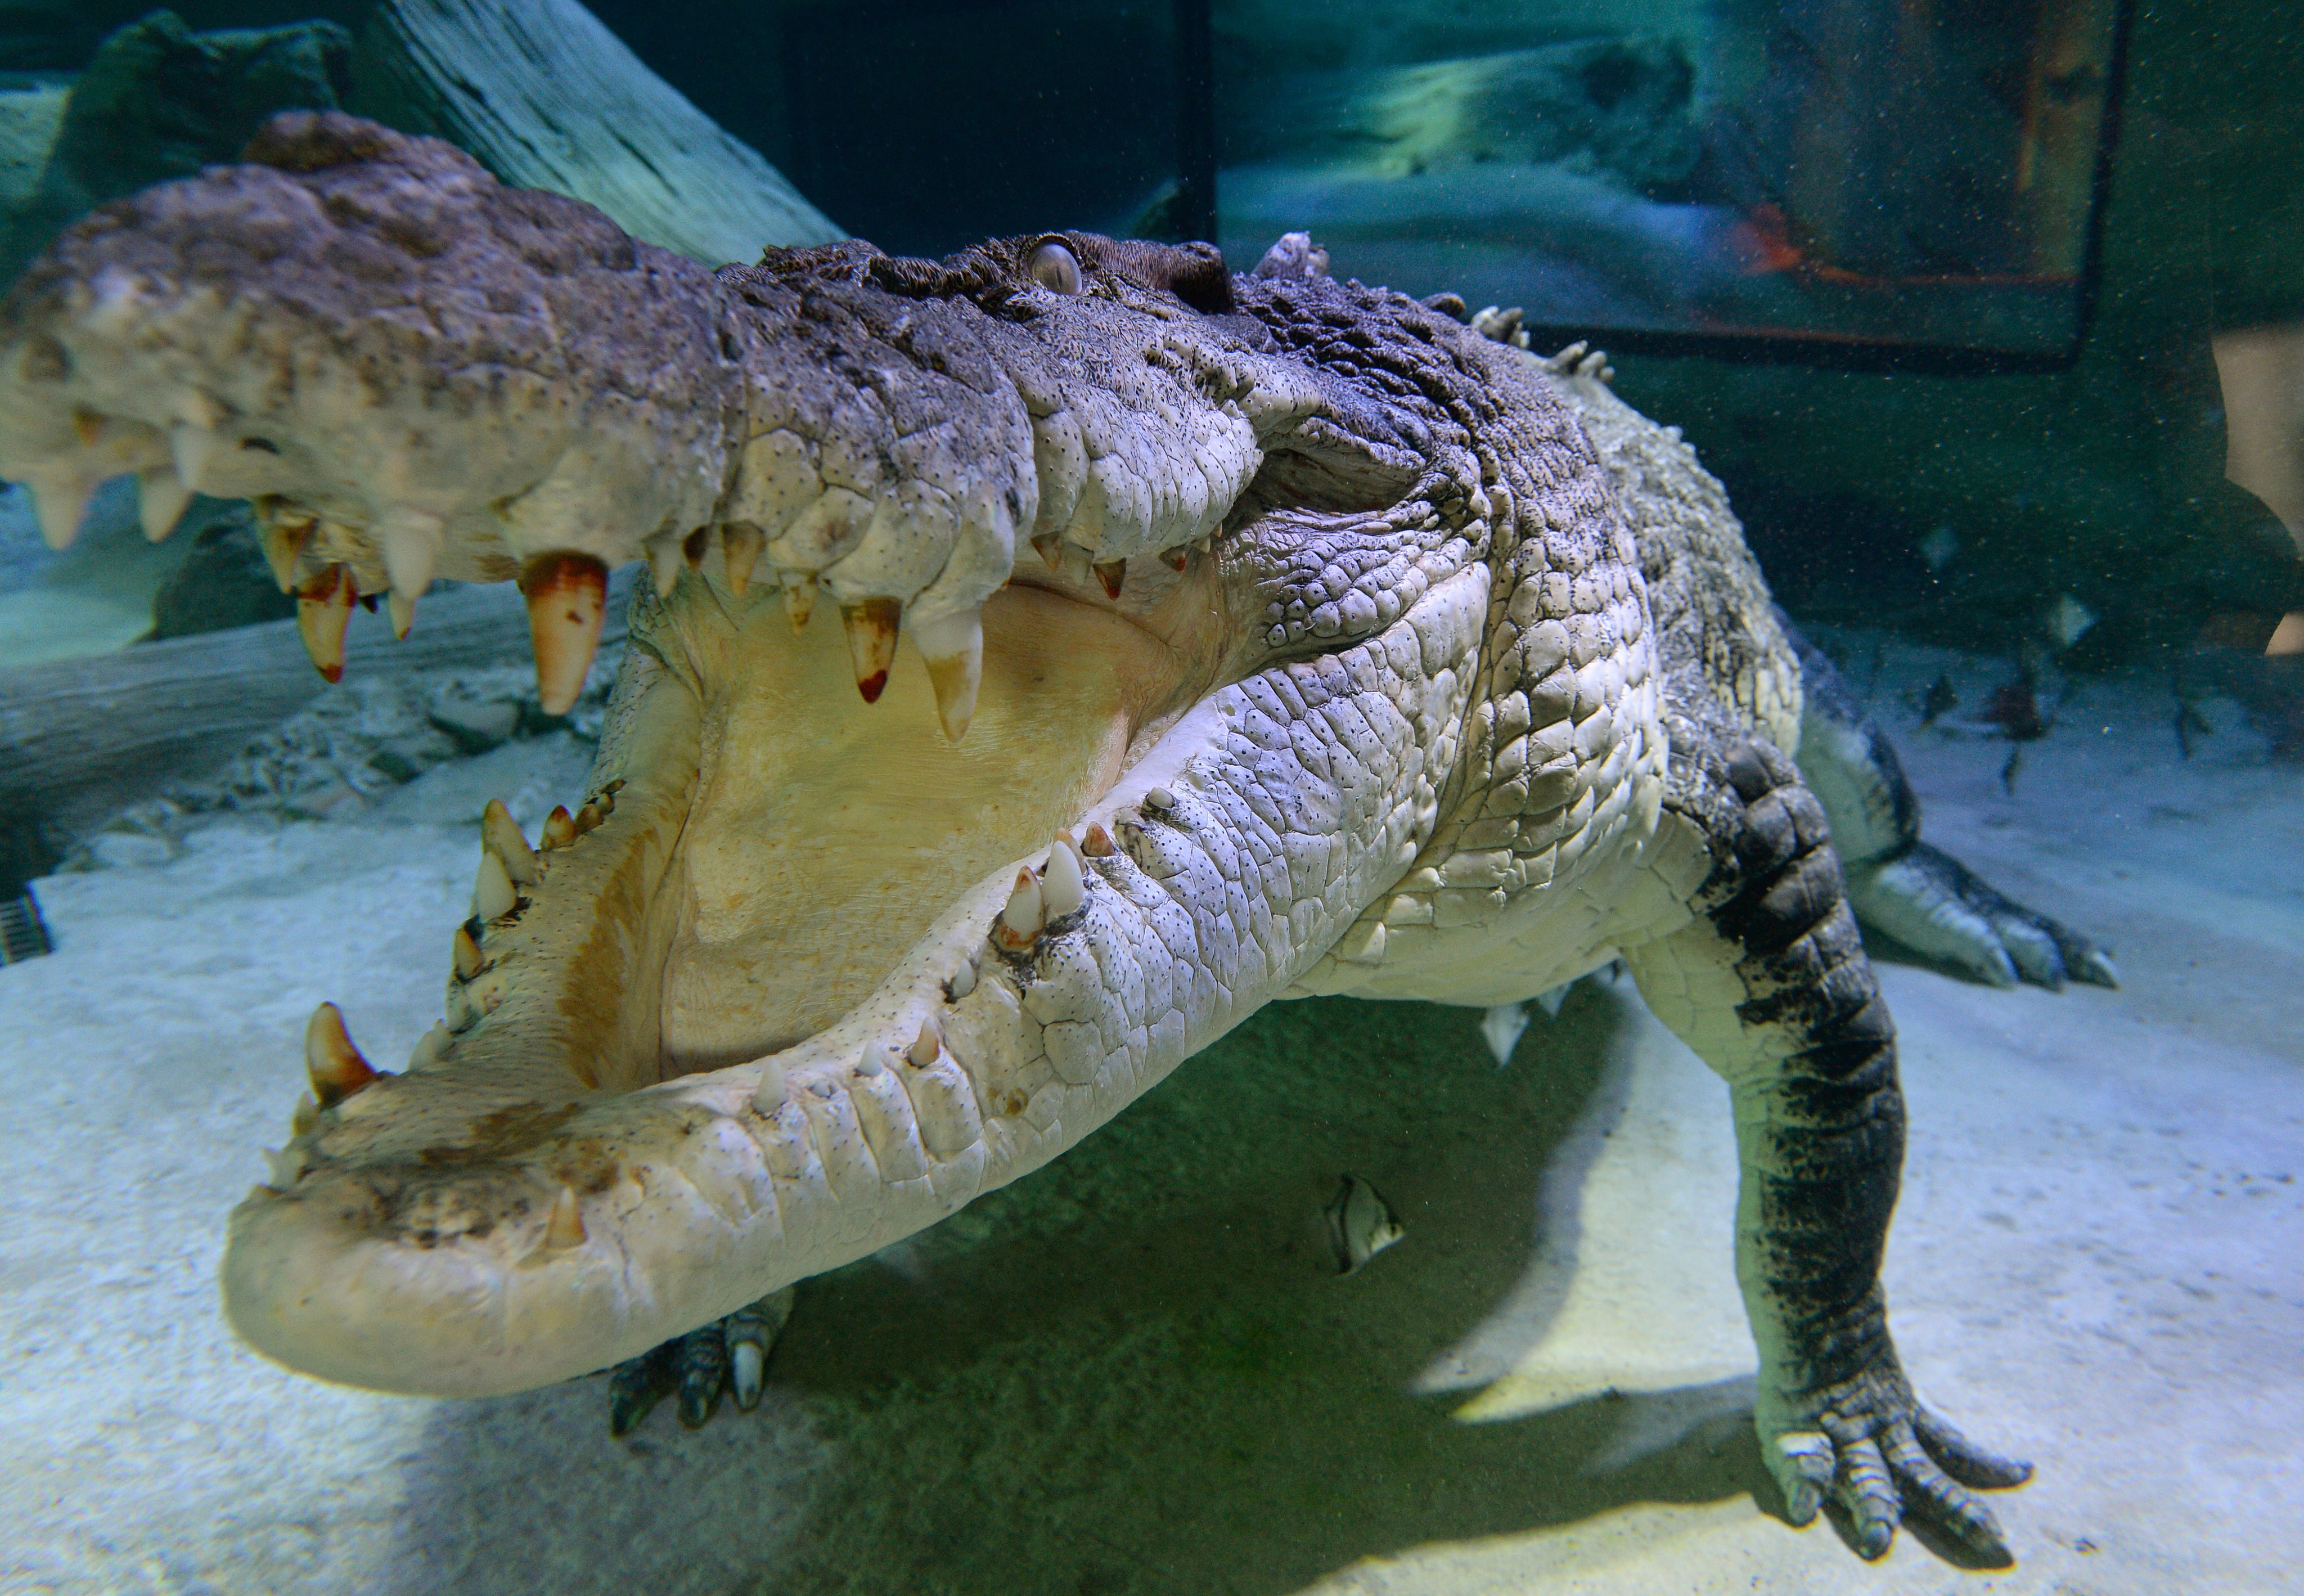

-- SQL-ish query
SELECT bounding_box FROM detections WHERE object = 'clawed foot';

[1766,1380,2031,1564]
[607,1287,796,1436]
[1849,842,2118,991]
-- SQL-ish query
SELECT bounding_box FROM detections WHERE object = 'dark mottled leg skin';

[1624,740,2030,1564]
[605,1286,798,1436]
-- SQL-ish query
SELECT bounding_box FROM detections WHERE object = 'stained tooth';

[912,609,983,743]
[259,505,314,591]
[519,551,608,717]
[541,805,578,851]
[722,523,764,595]
[386,589,416,639]
[1092,559,1126,600]
[1143,786,1176,812]
[1081,822,1115,857]
[908,1022,940,1068]
[646,531,684,597]
[1159,546,1189,572]
[1030,532,1064,571]
[377,506,442,602]
[1041,834,1086,918]
[783,571,816,630]
[482,798,540,885]
[573,802,605,834]
[22,467,95,550]
[682,526,710,567]
[993,867,1045,951]
[305,1001,382,1108]
[138,466,191,542]
[452,923,484,981]
[543,1184,586,1251]
[840,597,901,704]
[295,564,356,684]
[472,849,518,920]
[290,1091,319,1136]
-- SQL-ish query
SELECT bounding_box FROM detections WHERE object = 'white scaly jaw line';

[222,561,1493,1398]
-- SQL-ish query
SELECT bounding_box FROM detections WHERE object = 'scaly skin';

[0,114,2032,1563]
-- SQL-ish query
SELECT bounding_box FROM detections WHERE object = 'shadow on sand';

[386,982,1772,1595]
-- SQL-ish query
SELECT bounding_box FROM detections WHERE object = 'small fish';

[1323,1174,1405,1276]
[1920,672,1957,726]
[1919,524,1961,572]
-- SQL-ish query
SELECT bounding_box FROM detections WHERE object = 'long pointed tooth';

[481,798,540,886]
[840,597,901,704]
[138,466,192,542]
[1030,531,1064,571]
[472,848,518,920]
[993,867,1045,951]
[722,523,764,595]
[1159,546,1189,572]
[912,609,983,743]
[452,922,483,981]
[259,505,314,591]
[908,1022,940,1067]
[295,564,355,684]
[1042,834,1086,918]
[168,421,223,494]
[22,467,95,549]
[540,804,578,851]
[783,571,816,630]
[543,1184,587,1251]
[305,1001,382,1108]
[378,507,442,600]
[386,588,416,639]
[1092,559,1126,600]
[646,531,684,597]
[519,551,608,716]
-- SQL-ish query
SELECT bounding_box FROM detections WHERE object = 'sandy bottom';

[1,639,2297,1596]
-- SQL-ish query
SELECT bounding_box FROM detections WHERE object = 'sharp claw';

[674,1323,730,1429]
[607,1342,676,1437]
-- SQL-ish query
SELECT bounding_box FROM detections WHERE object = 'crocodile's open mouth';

[0,113,1501,1396]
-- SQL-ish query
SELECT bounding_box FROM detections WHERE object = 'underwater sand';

[1,639,2297,1596]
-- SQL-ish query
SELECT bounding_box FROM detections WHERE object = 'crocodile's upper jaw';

[0,115,1501,1393]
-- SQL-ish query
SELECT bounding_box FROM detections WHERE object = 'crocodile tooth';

[840,597,901,704]
[519,551,608,717]
[289,1091,319,1136]
[573,801,605,835]
[407,1021,448,1070]
[1159,546,1189,572]
[305,1001,382,1108]
[295,564,356,684]
[262,1146,306,1190]
[1142,786,1176,812]
[913,609,983,743]
[993,867,1045,950]
[947,958,977,999]
[1092,558,1126,600]
[682,525,710,567]
[1042,834,1086,918]
[1322,1174,1405,1275]
[168,421,222,493]
[21,466,96,549]
[721,523,764,595]
[1030,531,1064,572]
[539,804,578,851]
[138,466,191,542]
[472,849,518,921]
[542,1185,586,1252]
[646,531,684,597]
[386,589,416,639]
[1081,822,1115,857]
[452,923,483,980]
[908,1022,940,1067]
[481,798,540,886]
[258,504,314,591]
[377,506,442,601]
[783,571,816,630]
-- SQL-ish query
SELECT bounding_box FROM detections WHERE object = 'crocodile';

[0,113,2073,1564]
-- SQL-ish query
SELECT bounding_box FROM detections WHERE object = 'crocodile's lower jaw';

[219,561,1290,1397]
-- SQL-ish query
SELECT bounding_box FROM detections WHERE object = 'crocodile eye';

[1028,239,1082,295]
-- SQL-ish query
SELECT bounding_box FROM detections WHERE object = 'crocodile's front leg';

[1623,738,2030,1561]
